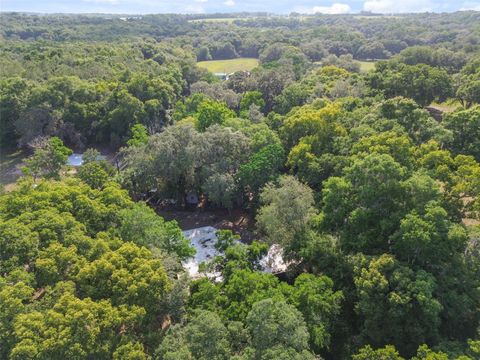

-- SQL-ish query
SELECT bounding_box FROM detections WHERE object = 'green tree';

[0,274,34,359]
[156,310,232,360]
[369,62,453,106]
[411,345,449,360]
[246,298,314,359]
[11,292,145,360]
[240,91,265,114]
[256,175,317,248]
[322,153,407,253]
[118,202,194,260]
[77,161,111,189]
[23,137,72,180]
[238,143,285,201]
[391,201,467,269]
[352,345,404,360]
[202,172,237,210]
[223,269,287,321]
[279,103,344,150]
[444,107,480,161]
[76,242,171,316]
[291,273,343,351]
[127,123,149,147]
[196,98,235,132]
[354,254,442,356]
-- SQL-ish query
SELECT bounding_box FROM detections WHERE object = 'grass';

[197,58,259,74]
[356,60,377,72]
[429,99,462,112]
[0,149,27,191]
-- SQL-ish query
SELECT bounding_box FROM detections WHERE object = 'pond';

[67,152,106,167]
[67,153,84,166]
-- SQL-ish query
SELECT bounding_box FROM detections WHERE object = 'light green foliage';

[0,219,40,273]
[351,131,416,170]
[11,293,146,360]
[113,342,147,360]
[241,123,282,153]
[456,58,480,108]
[77,161,111,189]
[215,230,241,252]
[392,201,467,268]
[196,98,235,131]
[127,123,149,147]
[353,345,404,360]
[280,103,345,150]
[0,179,189,358]
[411,345,450,360]
[197,58,259,73]
[376,97,452,145]
[0,273,34,359]
[76,148,114,190]
[76,242,171,313]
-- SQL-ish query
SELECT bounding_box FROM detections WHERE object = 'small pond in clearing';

[67,152,106,167]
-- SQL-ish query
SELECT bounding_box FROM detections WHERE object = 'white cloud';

[195,0,208,3]
[82,0,120,4]
[460,2,480,11]
[296,3,351,14]
[223,0,235,6]
[363,0,434,13]
[185,4,205,13]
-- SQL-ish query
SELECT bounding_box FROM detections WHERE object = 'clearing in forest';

[356,60,376,72]
[197,58,259,74]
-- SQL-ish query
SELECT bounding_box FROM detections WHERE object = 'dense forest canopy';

[0,9,480,360]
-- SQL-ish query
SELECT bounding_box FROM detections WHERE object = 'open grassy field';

[356,60,376,72]
[197,58,259,73]
[188,17,253,23]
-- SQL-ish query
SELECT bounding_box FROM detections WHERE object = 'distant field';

[188,17,251,23]
[356,60,376,72]
[197,58,259,73]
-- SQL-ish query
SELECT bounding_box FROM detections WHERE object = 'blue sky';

[1,0,479,14]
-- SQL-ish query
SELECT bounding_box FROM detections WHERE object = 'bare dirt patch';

[156,207,255,242]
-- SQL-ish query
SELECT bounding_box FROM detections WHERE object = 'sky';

[1,0,479,15]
